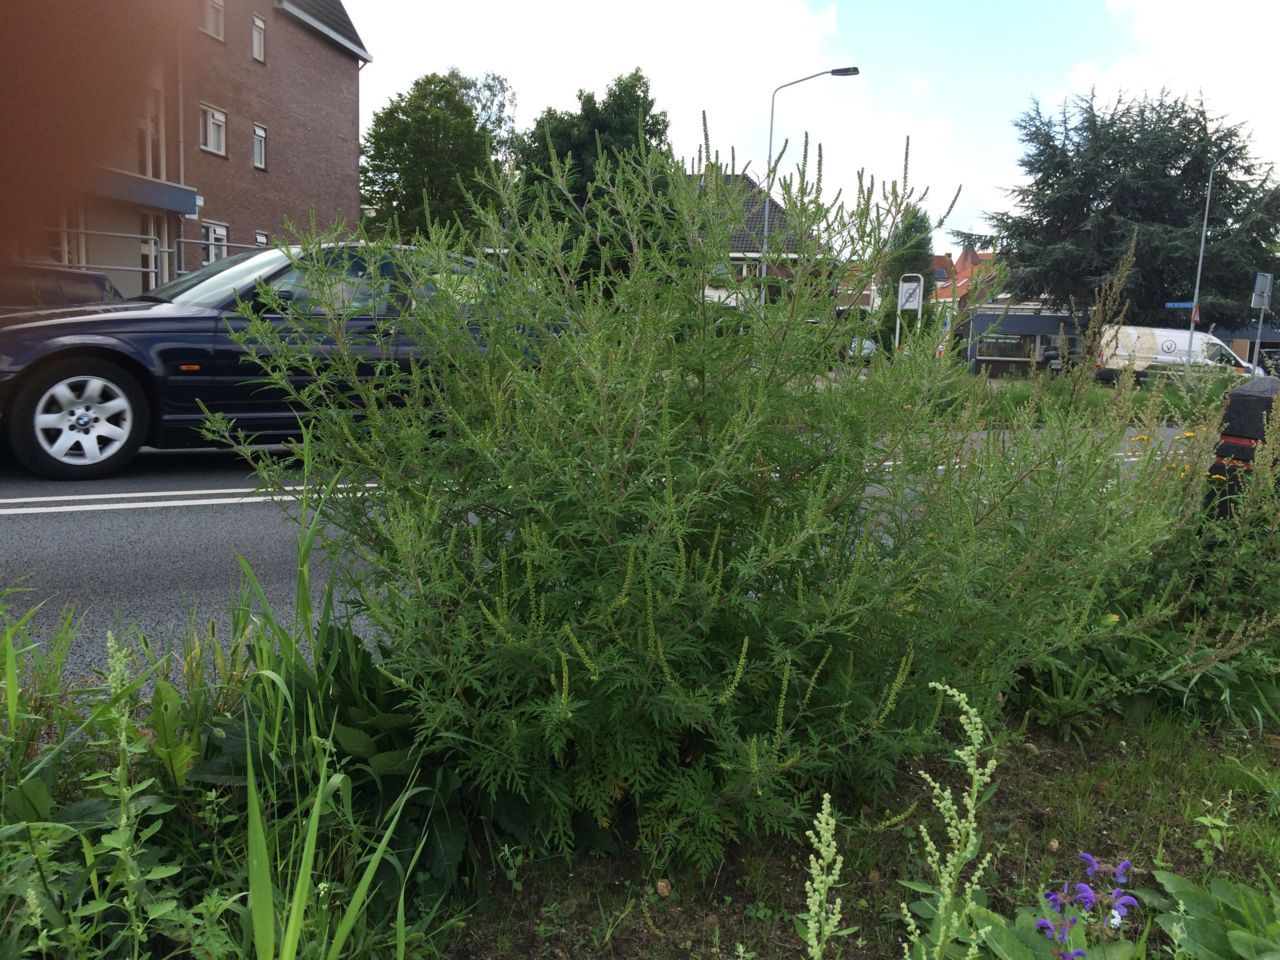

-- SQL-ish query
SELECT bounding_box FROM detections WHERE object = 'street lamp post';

[1188,150,1230,354]
[758,66,859,304]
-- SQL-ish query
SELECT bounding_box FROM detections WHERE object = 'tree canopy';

[988,91,1280,327]
[513,68,669,205]
[360,72,499,238]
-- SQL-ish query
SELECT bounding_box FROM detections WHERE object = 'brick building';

[4,0,368,297]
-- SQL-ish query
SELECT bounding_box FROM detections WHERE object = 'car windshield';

[144,248,291,308]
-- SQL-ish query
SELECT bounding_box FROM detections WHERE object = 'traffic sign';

[1164,301,1194,309]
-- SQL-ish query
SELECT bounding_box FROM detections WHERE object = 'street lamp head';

[830,66,860,76]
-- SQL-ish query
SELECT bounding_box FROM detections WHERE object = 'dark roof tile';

[277,0,370,61]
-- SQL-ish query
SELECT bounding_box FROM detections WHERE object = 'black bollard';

[1206,376,1280,519]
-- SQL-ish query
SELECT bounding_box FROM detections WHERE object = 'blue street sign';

[1165,301,1194,309]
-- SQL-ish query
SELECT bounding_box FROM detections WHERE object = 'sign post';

[1251,272,1273,374]
[894,273,924,351]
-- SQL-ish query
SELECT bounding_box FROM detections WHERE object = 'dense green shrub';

[217,142,1276,877]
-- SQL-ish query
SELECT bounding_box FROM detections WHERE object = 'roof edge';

[276,1,371,62]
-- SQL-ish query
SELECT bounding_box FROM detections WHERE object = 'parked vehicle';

[1094,325,1259,383]
[0,262,124,316]
[1258,347,1280,377]
[0,245,445,479]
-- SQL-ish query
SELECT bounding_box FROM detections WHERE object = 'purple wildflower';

[1078,853,1099,877]
[1046,884,1068,914]
[1110,892,1138,917]
[1074,883,1097,911]
[1036,916,1077,945]
[1054,951,1087,960]
[1113,860,1132,883]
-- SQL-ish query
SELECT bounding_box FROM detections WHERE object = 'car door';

[205,249,402,438]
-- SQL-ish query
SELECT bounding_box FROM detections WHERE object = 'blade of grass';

[245,723,276,960]
[325,783,427,960]
[279,759,339,960]
[2,603,44,736]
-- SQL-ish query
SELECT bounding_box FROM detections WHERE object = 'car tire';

[5,357,149,480]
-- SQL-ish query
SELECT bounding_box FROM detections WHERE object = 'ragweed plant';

[798,793,857,959]
[899,683,997,960]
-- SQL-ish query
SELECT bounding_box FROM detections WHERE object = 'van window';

[1203,342,1238,366]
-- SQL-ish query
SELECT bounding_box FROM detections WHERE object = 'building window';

[199,104,226,156]
[255,231,268,246]
[201,222,228,264]
[252,14,266,60]
[252,124,267,169]
[203,0,224,39]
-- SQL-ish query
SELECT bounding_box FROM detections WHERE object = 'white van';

[1095,325,1259,382]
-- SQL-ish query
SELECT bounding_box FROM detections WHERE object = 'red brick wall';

[180,0,360,268]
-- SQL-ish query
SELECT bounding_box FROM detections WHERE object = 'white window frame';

[200,104,227,156]
[252,124,267,169]
[201,222,229,265]
[202,0,225,40]
[252,14,266,61]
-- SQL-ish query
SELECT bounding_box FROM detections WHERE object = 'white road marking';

[0,486,266,505]
[0,482,376,516]
[0,495,283,515]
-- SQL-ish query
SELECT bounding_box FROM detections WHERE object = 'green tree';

[446,68,518,166]
[360,72,491,237]
[988,91,1280,327]
[872,202,936,347]
[514,68,669,207]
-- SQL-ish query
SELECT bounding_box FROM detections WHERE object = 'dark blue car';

[0,246,417,479]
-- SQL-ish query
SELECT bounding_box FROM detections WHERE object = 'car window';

[59,272,117,304]
[27,273,65,306]
[268,253,398,317]
[148,248,289,307]
[0,270,35,305]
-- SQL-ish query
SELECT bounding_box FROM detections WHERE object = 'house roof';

[277,0,371,61]
[932,244,996,303]
[691,172,798,255]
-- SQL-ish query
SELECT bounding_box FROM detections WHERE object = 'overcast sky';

[343,0,1279,257]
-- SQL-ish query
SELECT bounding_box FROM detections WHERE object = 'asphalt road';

[0,446,321,682]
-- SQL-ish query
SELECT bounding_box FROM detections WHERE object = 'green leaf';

[4,777,52,821]
[333,722,378,758]
[979,922,1037,960]
[426,823,467,882]
[146,899,178,919]
[369,747,419,776]
[897,880,941,894]
[1226,929,1280,958]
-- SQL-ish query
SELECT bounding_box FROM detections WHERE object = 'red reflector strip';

[1218,435,1258,447]
[1214,456,1254,469]
[178,363,202,372]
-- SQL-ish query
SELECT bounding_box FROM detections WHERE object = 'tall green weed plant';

[223,139,1267,877]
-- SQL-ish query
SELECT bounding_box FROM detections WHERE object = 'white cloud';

[346,0,1276,257]
[1067,0,1280,167]
[349,0,982,246]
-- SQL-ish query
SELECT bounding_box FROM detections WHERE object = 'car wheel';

[6,358,149,479]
